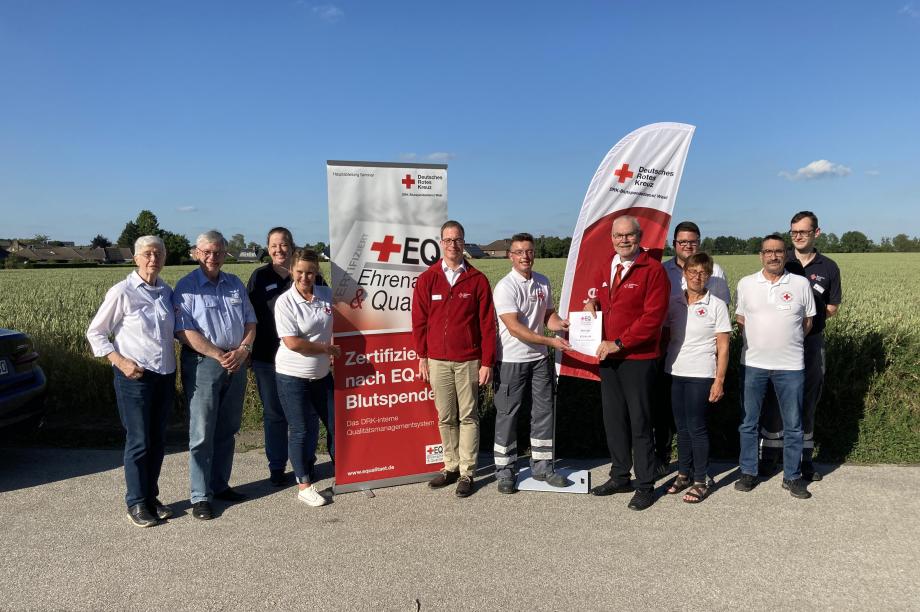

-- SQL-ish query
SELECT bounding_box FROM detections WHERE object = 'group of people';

[87,228,338,526]
[87,210,840,526]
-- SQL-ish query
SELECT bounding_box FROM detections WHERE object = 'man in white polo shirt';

[492,233,572,494]
[734,234,816,499]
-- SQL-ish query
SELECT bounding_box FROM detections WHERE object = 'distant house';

[236,248,265,263]
[463,243,485,259]
[18,247,83,262]
[481,239,512,258]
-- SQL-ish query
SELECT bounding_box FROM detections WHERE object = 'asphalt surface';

[1,447,918,611]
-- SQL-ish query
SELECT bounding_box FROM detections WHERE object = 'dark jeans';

[670,375,712,483]
[276,372,332,483]
[112,368,175,508]
[652,365,675,462]
[252,360,289,472]
[599,358,657,491]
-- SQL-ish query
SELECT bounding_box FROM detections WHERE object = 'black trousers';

[599,358,657,491]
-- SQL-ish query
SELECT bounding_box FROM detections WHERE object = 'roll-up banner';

[556,122,695,381]
[327,160,448,493]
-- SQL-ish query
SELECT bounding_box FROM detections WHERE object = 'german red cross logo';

[401,174,415,189]
[370,235,402,262]
[696,307,707,317]
[537,290,545,301]
[614,163,634,183]
[782,292,793,302]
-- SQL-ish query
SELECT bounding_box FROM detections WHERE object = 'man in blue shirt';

[174,230,257,521]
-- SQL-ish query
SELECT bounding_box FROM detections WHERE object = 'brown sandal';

[667,475,691,494]
[683,483,709,503]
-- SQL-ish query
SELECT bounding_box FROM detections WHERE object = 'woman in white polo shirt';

[274,248,340,507]
[662,252,731,503]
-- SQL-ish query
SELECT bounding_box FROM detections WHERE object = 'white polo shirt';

[274,284,334,379]
[493,269,554,363]
[663,257,731,305]
[664,291,732,378]
[735,270,816,370]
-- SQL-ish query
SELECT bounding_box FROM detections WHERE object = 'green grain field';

[1,254,917,462]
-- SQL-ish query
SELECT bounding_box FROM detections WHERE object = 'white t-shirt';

[735,270,816,370]
[493,269,553,363]
[664,291,732,378]
[273,284,334,379]
[663,257,731,305]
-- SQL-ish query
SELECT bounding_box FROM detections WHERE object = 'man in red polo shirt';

[412,220,497,498]
[585,215,671,511]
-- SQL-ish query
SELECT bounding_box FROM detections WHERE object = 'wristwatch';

[614,338,624,350]
[241,343,253,353]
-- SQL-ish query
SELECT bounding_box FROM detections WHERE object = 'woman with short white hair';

[86,235,176,527]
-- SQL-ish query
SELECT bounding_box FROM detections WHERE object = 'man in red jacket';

[412,220,497,498]
[585,215,670,511]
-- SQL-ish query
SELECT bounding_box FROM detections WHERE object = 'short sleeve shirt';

[784,248,841,336]
[274,284,334,379]
[663,257,731,305]
[173,268,257,351]
[493,269,554,363]
[735,270,817,370]
[664,291,732,378]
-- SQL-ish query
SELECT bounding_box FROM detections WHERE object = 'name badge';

[432,294,442,301]
[813,283,825,294]
[230,297,242,305]
[266,283,278,292]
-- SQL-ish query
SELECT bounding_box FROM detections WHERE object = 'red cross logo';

[782,292,792,302]
[401,174,415,189]
[614,163,634,183]
[537,290,545,301]
[696,307,707,316]
[427,447,434,454]
[370,235,402,262]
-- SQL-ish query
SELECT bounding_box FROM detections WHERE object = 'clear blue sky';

[1,0,918,246]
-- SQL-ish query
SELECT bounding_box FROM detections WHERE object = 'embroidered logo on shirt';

[695,307,708,317]
[459,292,472,299]
[781,292,793,302]
[624,282,640,289]
[536,289,545,301]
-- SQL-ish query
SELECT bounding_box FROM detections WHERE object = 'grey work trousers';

[492,357,556,480]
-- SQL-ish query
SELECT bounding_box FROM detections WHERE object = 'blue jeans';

[112,368,175,508]
[182,349,247,504]
[740,366,804,481]
[252,360,289,472]
[670,375,712,483]
[276,372,331,483]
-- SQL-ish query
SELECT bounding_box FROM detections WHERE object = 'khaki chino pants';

[427,358,480,477]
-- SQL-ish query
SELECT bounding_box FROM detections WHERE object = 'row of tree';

[688,231,920,255]
[115,211,191,265]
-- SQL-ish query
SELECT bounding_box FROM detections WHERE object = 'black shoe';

[734,473,757,492]
[534,472,570,488]
[801,464,823,482]
[496,478,516,494]
[782,478,812,499]
[146,498,173,520]
[127,503,158,528]
[627,490,655,511]
[269,469,288,487]
[590,478,633,496]
[192,501,213,520]
[214,487,247,502]
[428,470,460,489]
[455,476,474,498]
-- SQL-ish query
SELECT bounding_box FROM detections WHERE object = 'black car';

[0,328,47,429]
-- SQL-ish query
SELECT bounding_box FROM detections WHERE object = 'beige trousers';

[427,358,480,477]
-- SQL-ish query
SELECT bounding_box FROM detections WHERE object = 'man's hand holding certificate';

[568,311,603,357]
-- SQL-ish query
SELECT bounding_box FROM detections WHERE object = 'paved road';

[1,447,918,611]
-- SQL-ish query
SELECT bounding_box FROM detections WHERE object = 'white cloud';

[399,153,418,161]
[900,3,920,18]
[427,152,455,162]
[779,159,852,181]
[176,206,198,213]
[865,169,881,176]
[312,4,344,23]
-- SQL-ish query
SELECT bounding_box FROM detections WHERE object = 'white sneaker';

[297,484,329,507]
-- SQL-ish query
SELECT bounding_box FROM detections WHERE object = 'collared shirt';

[274,285,334,379]
[735,270,816,370]
[663,257,731,305]
[86,271,176,375]
[610,254,636,285]
[173,267,257,351]
[493,268,554,363]
[441,259,467,287]
[664,290,732,378]
[784,248,842,336]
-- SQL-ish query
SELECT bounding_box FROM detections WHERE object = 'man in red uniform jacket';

[412,220,497,498]
[585,215,670,511]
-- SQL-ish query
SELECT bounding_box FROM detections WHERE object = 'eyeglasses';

[197,249,226,259]
[684,269,710,278]
[613,232,638,241]
[136,251,162,260]
[510,249,535,257]
[441,238,464,246]
[675,240,700,247]
[760,249,786,257]
[790,230,815,238]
